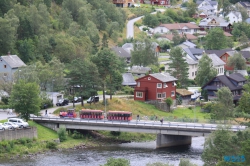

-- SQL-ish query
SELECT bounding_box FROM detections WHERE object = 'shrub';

[46,141,57,149]
[57,128,67,142]
[122,86,134,95]
[72,130,82,139]
[110,131,121,136]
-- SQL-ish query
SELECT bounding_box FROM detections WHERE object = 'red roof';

[159,23,199,30]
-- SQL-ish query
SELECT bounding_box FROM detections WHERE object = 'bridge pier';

[156,134,192,148]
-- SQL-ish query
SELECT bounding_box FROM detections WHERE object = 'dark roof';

[240,51,250,59]
[228,73,246,82]
[205,48,233,58]
[238,1,250,8]
[122,73,137,86]
[0,55,26,68]
[183,48,204,61]
[202,73,246,91]
[111,47,131,58]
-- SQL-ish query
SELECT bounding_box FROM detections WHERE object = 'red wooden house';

[134,73,177,101]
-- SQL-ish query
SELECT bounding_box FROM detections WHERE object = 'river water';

[0,137,204,166]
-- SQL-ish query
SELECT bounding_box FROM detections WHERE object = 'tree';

[167,47,189,88]
[92,48,124,101]
[239,32,248,44]
[211,87,234,122]
[67,58,100,106]
[131,38,158,67]
[172,30,185,46]
[195,54,217,87]
[227,52,246,70]
[165,97,173,112]
[222,0,233,16]
[205,28,228,50]
[102,33,109,49]
[94,9,107,31]
[9,80,41,121]
[237,82,250,126]
[101,158,130,166]
[186,2,197,17]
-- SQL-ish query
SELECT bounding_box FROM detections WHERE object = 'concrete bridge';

[31,117,246,148]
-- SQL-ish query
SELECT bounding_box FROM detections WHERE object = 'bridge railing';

[30,116,246,132]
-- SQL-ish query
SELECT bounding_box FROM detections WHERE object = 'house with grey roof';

[122,73,137,87]
[122,42,160,56]
[111,47,131,63]
[197,0,218,11]
[134,72,177,102]
[207,54,225,75]
[177,41,197,49]
[236,1,250,17]
[199,17,232,33]
[183,48,204,61]
[0,55,26,82]
[202,73,247,103]
[128,66,151,78]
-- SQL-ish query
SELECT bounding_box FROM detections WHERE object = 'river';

[0,137,204,166]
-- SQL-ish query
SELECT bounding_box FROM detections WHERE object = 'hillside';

[0,0,127,64]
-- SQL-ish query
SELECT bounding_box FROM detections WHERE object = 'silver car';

[0,123,10,131]
[4,122,19,129]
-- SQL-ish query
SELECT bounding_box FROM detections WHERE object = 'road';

[126,9,165,39]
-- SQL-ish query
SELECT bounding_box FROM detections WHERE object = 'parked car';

[0,123,10,131]
[8,118,29,128]
[87,96,99,103]
[72,97,81,103]
[4,122,19,129]
[56,99,69,106]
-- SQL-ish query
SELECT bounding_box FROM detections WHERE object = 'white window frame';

[162,92,166,98]
[171,91,175,97]
[163,83,168,88]
[172,82,176,87]
[157,83,162,88]
[136,92,143,98]
[157,93,162,99]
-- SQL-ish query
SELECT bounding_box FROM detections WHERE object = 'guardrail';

[30,116,246,132]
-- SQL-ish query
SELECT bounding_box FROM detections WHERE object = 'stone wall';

[146,100,176,112]
[0,127,37,141]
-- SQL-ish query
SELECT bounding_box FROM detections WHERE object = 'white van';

[8,118,29,128]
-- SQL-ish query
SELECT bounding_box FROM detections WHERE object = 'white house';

[153,23,200,35]
[207,54,225,76]
[186,58,198,79]
[226,11,242,24]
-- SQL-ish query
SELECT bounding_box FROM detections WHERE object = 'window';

[195,71,197,75]
[171,91,175,97]
[163,83,168,88]
[3,73,7,77]
[137,82,140,87]
[4,65,6,68]
[172,82,176,86]
[192,72,194,76]
[157,93,162,98]
[161,29,163,33]
[148,77,151,80]
[136,92,143,98]
[157,83,162,88]
[162,92,166,98]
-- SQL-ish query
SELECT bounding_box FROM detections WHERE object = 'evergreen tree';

[102,33,109,49]
[205,28,229,50]
[227,52,246,70]
[195,54,217,87]
[167,47,189,88]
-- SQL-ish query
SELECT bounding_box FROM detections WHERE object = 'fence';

[0,127,37,141]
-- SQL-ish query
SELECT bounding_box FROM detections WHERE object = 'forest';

[0,0,127,64]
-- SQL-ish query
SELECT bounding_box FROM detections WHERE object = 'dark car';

[87,96,99,103]
[56,99,69,106]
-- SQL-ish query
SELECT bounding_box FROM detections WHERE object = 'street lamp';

[52,79,55,106]
[73,86,75,108]
[104,91,107,119]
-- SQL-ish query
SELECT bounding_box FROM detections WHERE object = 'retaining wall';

[0,127,37,141]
